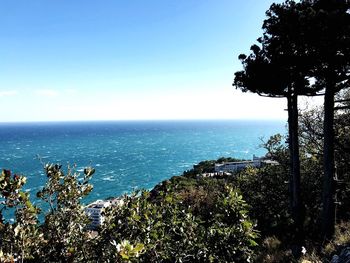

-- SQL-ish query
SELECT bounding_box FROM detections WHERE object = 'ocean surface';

[0,120,285,207]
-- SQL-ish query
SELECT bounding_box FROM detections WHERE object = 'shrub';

[99,183,258,262]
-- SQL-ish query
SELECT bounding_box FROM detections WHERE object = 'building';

[85,200,111,230]
[85,198,124,230]
[214,155,277,173]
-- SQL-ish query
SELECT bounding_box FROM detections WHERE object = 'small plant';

[99,178,258,262]
[36,163,95,262]
[110,239,145,262]
[0,169,41,262]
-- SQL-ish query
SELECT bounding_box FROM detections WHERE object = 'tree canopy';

[234,0,350,249]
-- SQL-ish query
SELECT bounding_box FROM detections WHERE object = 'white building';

[85,198,124,230]
[214,155,275,173]
[85,200,111,230]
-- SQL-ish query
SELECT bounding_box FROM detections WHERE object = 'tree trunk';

[287,91,303,256]
[322,81,336,241]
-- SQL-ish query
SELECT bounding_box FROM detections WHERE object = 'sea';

[0,120,285,207]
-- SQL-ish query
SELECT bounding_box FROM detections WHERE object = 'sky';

[0,0,296,122]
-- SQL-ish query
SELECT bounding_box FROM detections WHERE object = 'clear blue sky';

[0,0,290,122]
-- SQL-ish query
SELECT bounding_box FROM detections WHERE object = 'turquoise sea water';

[0,120,285,205]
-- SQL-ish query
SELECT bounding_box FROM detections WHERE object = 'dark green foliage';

[0,170,41,262]
[261,134,289,165]
[233,1,326,253]
[99,180,258,262]
[0,164,96,262]
[36,164,95,262]
[299,89,350,224]
[0,163,258,262]
[183,157,244,178]
[235,0,350,243]
[231,166,290,238]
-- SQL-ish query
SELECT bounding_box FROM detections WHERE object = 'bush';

[0,164,96,262]
[1,165,258,262]
[99,181,258,262]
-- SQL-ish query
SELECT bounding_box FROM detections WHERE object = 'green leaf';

[134,243,144,253]
[249,239,258,247]
[120,252,129,260]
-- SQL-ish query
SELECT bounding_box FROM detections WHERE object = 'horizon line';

[0,118,286,124]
